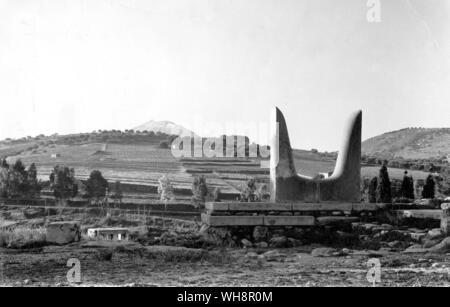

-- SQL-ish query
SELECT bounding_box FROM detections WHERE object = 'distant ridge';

[133,120,197,137]
[362,127,450,159]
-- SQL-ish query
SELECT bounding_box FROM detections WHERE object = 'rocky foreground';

[1,217,450,287]
[0,242,449,287]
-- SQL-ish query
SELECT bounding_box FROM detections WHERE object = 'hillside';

[362,128,450,160]
[0,126,438,199]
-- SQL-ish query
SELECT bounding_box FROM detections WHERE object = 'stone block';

[46,221,81,245]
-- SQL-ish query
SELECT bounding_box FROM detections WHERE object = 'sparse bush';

[255,183,270,202]
[192,175,207,207]
[212,187,221,202]
[438,166,450,196]
[0,226,46,249]
[111,180,123,205]
[360,177,370,202]
[159,141,169,149]
[158,175,175,201]
[240,178,257,202]
[97,249,114,261]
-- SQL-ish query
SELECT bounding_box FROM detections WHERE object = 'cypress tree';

[376,164,392,203]
[400,171,414,200]
[368,177,378,203]
[422,174,435,199]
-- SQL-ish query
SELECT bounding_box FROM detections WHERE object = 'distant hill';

[362,128,450,160]
[133,120,197,137]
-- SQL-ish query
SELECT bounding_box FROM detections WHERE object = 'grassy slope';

[362,128,450,159]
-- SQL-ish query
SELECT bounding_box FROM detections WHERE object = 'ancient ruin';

[202,107,369,227]
[270,107,362,203]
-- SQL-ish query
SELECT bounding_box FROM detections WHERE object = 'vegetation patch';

[0,226,47,249]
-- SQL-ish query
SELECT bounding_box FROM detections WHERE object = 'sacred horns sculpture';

[270,107,362,203]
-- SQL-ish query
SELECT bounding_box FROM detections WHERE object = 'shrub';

[212,187,221,202]
[0,226,46,249]
[159,141,169,149]
[255,183,270,202]
[192,175,207,207]
[360,177,370,202]
[240,178,257,202]
[158,175,175,201]
[111,180,123,204]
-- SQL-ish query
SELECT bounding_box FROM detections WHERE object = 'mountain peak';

[133,120,197,137]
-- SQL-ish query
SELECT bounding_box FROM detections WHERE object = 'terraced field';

[8,143,243,195]
[4,140,431,204]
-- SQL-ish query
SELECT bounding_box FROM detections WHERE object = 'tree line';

[0,159,41,198]
[0,159,123,206]
[362,162,437,203]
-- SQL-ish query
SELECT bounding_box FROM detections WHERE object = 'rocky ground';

[1,243,449,287]
[1,207,450,287]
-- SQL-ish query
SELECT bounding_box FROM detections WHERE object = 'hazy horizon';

[1,0,449,151]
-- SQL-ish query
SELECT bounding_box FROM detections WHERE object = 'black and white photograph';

[0,0,449,292]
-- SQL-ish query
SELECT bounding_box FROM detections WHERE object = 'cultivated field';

[6,140,431,204]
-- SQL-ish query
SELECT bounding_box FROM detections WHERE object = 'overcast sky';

[0,0,449,151]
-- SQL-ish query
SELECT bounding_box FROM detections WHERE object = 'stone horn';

[270,107,362,203]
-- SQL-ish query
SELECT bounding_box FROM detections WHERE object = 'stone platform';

[201,202,380,227]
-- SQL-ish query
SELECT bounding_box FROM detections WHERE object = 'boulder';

[441,203,450,211]
[46,221,81,245]
[414,199,433,206]
[254,241,268,249]
[410,232,426,242]
[261,250,285,262]
[288,238,303,247]
[241,239,253,248]
[428,237,450,254]
[311,247,338,257]
[403,245,428,254]
[245,252,258,259]
[441,217,450,235]
[427,228,443,239]
[441,203,450,235]
[387,241,401,248]
[362,223,378,232]
[269,236,288,248]
[403,238,450,254]
[422,239,440,249]
[199,226,232,246]
[253,226,269,242]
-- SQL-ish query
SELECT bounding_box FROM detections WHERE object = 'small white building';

[87,228,130,241]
